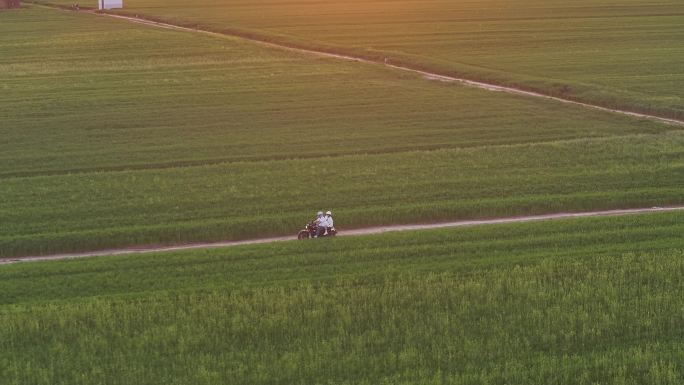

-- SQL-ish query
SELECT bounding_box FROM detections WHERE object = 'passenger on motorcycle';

[325,211,333,229]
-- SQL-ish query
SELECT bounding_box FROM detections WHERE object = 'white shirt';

[316,216,327,227]
[325,216,334,228]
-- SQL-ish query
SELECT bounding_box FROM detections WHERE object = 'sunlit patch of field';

[1,7,683,256]
[57,0,684,120]
[2,213,684,384]
[4,7,670,178]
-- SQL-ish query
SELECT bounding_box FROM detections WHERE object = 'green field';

[2,7,683,256]
[3,3,684,383]
[36,0,684,120]
[3,213,684,384]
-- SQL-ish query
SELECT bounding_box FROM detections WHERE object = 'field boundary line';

[101,12,684,126]
[32,4,684,127]
[3,206,684,265]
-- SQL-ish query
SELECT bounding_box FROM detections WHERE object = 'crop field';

[2,212,684,384]
[3,1,683,384]
[2,7,684,257]
[36,0,684,120]
[5,132,684,257]
[3,0,684,383]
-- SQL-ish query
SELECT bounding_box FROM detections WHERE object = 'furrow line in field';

[3,206,683,265]
[70,8,684,127]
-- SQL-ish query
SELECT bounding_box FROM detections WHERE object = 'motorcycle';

[297,221,337,239]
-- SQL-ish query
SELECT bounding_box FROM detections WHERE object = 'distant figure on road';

[315,210,334,237]
[384,57,389,65]
[298,210,337,239]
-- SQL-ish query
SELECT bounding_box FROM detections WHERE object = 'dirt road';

[2,206,683,265]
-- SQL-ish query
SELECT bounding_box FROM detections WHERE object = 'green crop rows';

[2,7,683,256]
[5,133,684,257]
[42,0,684,120]
[2,213,684,384]
[3,3,684,383]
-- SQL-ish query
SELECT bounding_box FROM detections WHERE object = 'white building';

[98,0,122,10]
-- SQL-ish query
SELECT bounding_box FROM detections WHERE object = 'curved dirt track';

[73,9,684,127]
[2,206,683,265]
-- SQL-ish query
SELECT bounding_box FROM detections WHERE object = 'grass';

[2,212,684,384]
[4,133,684,257]
[4,5,683,384]
[4,6,671,178]
[1,6,683,256]
[34,0,684,120]
[3,4,682,384]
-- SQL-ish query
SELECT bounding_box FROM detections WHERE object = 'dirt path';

[2,206,683,265]
[59,8,683,127]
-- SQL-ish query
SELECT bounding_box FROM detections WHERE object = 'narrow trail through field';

[54,6,684,127]
[3,206,683,265]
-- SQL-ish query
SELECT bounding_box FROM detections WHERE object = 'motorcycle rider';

[313,211,325,237]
